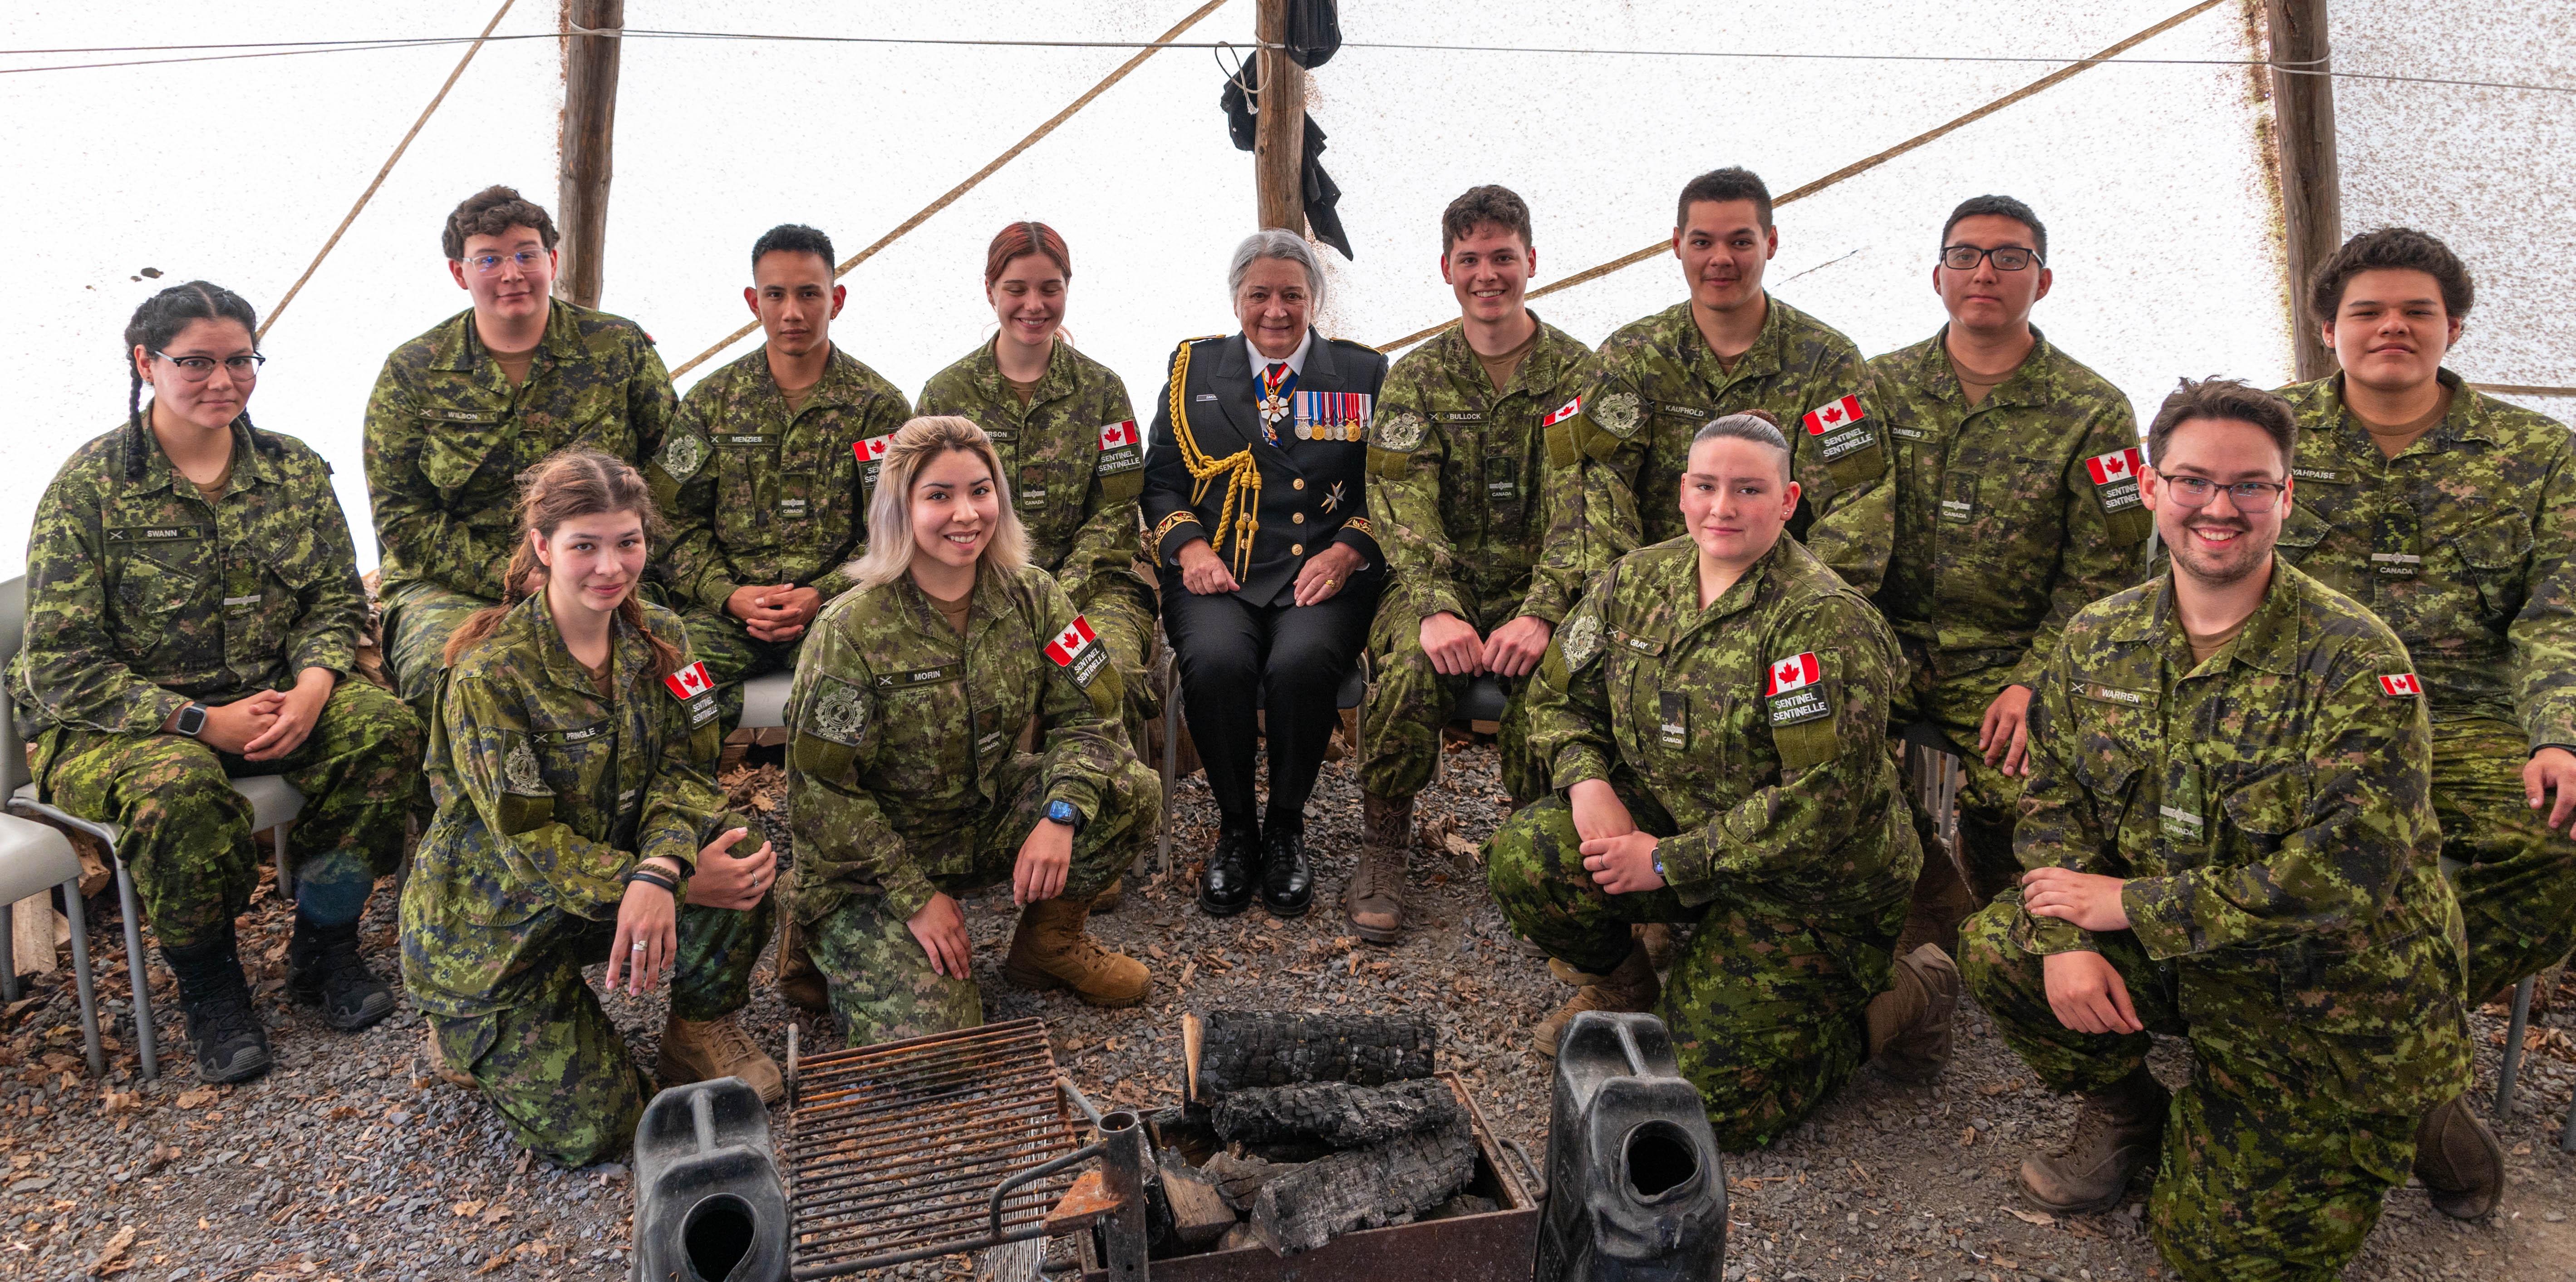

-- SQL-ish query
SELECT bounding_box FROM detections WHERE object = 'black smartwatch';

[173,703,210,739]
[1043,799,1081,831]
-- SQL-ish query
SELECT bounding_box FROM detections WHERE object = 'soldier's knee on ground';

[809,898,984,1048]
[2146,1085,2399,1282]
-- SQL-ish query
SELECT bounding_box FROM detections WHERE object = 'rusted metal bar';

[1098,1110,1152,1282]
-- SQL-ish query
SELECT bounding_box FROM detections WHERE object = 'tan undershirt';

[490,342,539,388]
[779,376,819,415]
[1949,355,2020,409]
[189,456,234,506]
[582,652,615,700]
[2353,384,2454,458]
[926,584,973,636]
[1003,374,1043,408]
[2184,616,2249,666]
[1474,324,1541,394]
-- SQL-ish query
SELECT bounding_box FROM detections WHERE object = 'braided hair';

[442,448,683,678]
[121,281,267,479]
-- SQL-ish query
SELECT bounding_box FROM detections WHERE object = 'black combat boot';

[285,915,397,1031]
[161,929,272,1085]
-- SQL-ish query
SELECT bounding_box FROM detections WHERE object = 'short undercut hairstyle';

[752,223,836,271]
[1692,409,1792,483]
[1676,167,1774,231]
[1441,185,1534,255]
[2146,378,2298,474]
[1942,194,2049,260]
[2308,227,2475,323]
[442,185,558,260]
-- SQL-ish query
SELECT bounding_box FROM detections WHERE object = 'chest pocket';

[2216,766,2302,865]
[414,407,510,498]
[2067,711,2148,853]
[2273,503,2330,565]
[534,720,618,825]
[2449,514,2532,621]
[873,666,971,793]
[105,524,209,618]
[712,434,778,547]
[1603,628,1667,764]
[231,538,327,661]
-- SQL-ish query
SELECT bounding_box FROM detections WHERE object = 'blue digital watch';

[1044,799,1081,830]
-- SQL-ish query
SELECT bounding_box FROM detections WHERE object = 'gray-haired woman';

[1141,230,1390,920]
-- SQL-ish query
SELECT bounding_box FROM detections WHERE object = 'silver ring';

[632,941,647,951]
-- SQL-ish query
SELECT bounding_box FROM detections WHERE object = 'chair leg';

[0,902,14,1004]
[2497,975,2536,1116]
[114,859,157,1082]
[59,882,102,1079]
[271,819,296,903]
[1158,664,1179,876]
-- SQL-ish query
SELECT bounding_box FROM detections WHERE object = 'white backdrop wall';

[3,1,2557,581]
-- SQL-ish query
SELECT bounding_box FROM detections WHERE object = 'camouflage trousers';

[2434,716,2576,1001]
[802,750,1156,1049]
[381,578,494,727]
[1358,594,1545,806]
[32,680,420,948]
[678,609,807,737]
[1957,904,2414,1282]
[423,901,772,1168]
[1488,789,1903,1151]
[1889,646,2022,903]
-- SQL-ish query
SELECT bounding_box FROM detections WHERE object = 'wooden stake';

[2266,0,2340,381]
[1253,0,1306,232]
[1182,1011,1204,1102]
[556,0,625,310]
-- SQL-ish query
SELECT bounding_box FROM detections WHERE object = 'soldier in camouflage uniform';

[1960,380,2471,1281]
[1488,414,1954,1151]
[786,417,1158,1046]
[2268,228,2572,1218]
[1357,186,1593,942]
[917,221,1155,748]
[1553,167,1890,597]
[401,450,779,1168]
[653,224,911,731]
[10,283,419,1083]
[364,187,676,724]
[1871,196,2150,916]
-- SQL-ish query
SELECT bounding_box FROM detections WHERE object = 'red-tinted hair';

[983,221,1071,288]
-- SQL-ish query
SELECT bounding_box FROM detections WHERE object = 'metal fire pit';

[785,1017,1124,1279]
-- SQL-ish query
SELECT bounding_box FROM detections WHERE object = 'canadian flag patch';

[1540,397,1583,428]
[1045,616,1109,688]
[1095,419,1144,477]
[2380,673,2422,696]
[1802,395,1866,435]
[2086,447,2143,485]
[1098,420,1140,450]
[854,434,894,463]
[1765,652,1821,696]
[664,661,713,701]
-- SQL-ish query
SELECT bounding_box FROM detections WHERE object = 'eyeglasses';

[2160,474,2286,512]
[1940,244,2043,271]
[153,350,265,382]
[461,250,548,275]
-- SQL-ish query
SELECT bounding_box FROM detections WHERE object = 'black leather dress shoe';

[1197,826,1260,916]
[1259,827,1313,917]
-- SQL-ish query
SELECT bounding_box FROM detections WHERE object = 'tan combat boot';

[1865,943,1961,1084]
[1534,943,1662,1057]
[1090,875,1125,915]
[1634,922,1682,971]
[1002,892,1152,1007]
[422,1029,474,1088]
[1343,794,1414,944]
[2017,1066,2169,1214]
[2413,1092,2505,1219]
[774,913,829,1014]
[660,1011,785,1104]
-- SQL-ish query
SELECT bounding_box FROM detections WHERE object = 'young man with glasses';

[2271,227,2576,1218]
[363,185,679,724]
[1960,378,2470,1279]
[1869,195,2150,934]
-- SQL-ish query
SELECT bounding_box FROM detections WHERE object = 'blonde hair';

[442,447,683,678]
[843,415,1031,592]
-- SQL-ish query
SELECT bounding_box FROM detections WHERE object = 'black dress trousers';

[1160,573,1380,833]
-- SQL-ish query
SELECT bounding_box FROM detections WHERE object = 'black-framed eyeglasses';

[1940,244,2043,271]
[2161,474,2286,512]
[462,249,547,275]
[153,350,265,382]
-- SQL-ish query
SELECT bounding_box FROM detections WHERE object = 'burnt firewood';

[1249,1112,1477,1256]
[1210,1079,1460,1149]
[1194,1010,1436,1095]
[1200,1150,1299,1212]
[1156,1149,1239,1248]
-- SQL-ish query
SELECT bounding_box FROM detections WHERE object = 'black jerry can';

[632,1077,790,1282]
[1534,1012,1726,1282]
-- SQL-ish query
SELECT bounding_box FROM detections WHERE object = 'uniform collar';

[1244,329,1315,380]
[2118,560,2302,677]
[1681,535,1800,629]
[1436,311,1563,398]
[2320,367,2492,452]
[1919,324,2055,410]
[1675,292,1787,385]
[429,298,585,374]
[966,335,1075,408]
[750,343,866,414]
[890,561,1008,641]
[517,582,657,699]
[123,415,266,498]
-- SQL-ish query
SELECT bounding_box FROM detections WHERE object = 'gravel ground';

[3,740,2572,1281]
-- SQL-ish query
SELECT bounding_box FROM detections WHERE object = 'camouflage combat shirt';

[10,417,366,735]
[784,562,1131,927]
[1365,316,1593,629]
[2274,370,2576,752]
[2011,561,2470,1115]
[1871,327,2149,687]
[916,338,1145,607]
[653,344,911,611]
[363,299,676,600]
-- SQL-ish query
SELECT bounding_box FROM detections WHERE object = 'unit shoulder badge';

[657,430,710,482]
[1372,409,1428,453]
[1594,391,1642,440]
[502,736,547,797]
[1561,611,1604,671]
[810,675,870,746]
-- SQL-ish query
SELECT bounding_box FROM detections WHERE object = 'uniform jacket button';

[1291,543,1304,555]
[1293,513,1305,524]
[1293,478,1305,490]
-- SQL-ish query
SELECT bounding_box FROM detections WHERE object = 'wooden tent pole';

[2266,0,2340,381]
[556,0,624,309]
[1254,0,1305,232]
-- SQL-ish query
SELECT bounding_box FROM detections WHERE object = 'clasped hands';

[728,582,823,643]
[609,826,776,994]
[1420,611,1553,679]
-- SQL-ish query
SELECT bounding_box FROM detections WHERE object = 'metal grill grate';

[787,1018,1090,1279]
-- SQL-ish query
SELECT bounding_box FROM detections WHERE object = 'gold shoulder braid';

[1165,337,1266,581]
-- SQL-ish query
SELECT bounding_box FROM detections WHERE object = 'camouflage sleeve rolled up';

[1524,572,1621,790]
[806,388,911,603]
[14,460,191,735]
[2008,392,2148,690]
[1365,370,1472,626]
[361,356,516,600]
[2513,448,2576,751]
[784,594,929,923]
[2004,625,2104,955]
[1025,572,1132,823]
[442,663,651,919]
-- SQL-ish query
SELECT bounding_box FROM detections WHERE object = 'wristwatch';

[173,703,209,739]
[1651,851,1667,882]
[1043,799,1082,831]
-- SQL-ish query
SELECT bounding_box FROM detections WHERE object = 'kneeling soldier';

[1488,412,1955,1151]
[785,417,1160,1046]
[1960,380,2471,1280]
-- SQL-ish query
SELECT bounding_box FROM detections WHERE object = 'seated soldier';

[1488,411,1957,1151]
[11,283,419,1084]
[366,186,678,726]
[1960,380,2471,1279]
[402,449,780,1167]
[784,416,1160,1046]
[654,223,911,732]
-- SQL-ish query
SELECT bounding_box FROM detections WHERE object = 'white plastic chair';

[737,672,795,731]
[0,814,103,1077]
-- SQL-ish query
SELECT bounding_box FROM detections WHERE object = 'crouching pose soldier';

[11,283,420,1084]
[785,417,1160,1046]
[1960,380,2471,1279]
[402,450,781,1168]
[1488,412,1957,1150]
